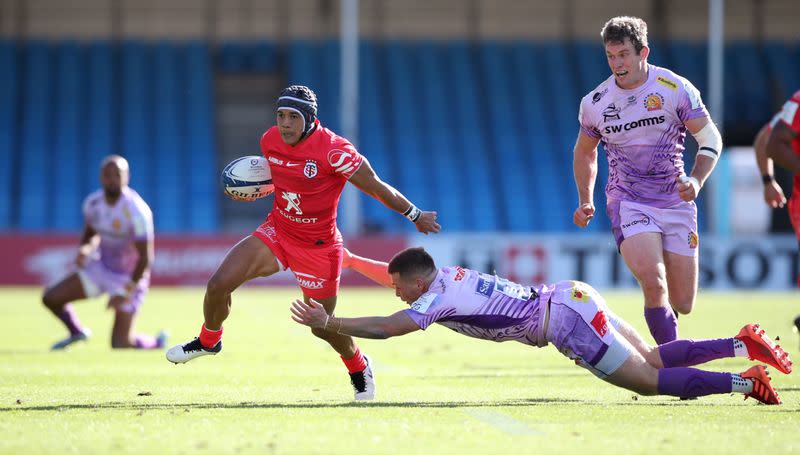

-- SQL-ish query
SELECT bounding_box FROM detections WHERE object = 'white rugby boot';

[166,337,222,364]
[350,355,376,401]
[51,328,92,351]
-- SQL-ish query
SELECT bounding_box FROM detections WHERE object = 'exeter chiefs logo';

[644,93,664,111]
[303,160,318,178]
[688,231,699,249]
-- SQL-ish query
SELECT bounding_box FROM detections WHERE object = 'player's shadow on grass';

[1,398,580,412]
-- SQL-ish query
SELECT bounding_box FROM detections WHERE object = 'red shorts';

[252,214,343,299]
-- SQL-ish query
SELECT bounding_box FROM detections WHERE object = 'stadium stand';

[2,34,799,232]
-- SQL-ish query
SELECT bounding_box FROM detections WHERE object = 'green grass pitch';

[1,286,799,454]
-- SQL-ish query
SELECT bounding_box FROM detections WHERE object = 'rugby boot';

[741,365,781,405]
[735,324,792,374]
[350,355,376,401]
[166,337,222,364]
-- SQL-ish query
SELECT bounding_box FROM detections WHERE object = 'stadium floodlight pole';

[339,0,362,235]
[708,0,725,235]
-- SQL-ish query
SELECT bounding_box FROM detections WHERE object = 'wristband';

[762,174,774,184]
[403,205,422,222]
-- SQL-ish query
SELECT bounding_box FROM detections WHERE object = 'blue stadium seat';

[535,42,580,231]
[358,41,400,232]
[511,43,572,232]
[251,41,277,72]
[446,42,497,231]
[152,43,183,232]
[19,42,53,231]
[417,43,465,231]
[479,42,533,231]
[0,41,18,229]
[763,42,800,109]
[85,42,114,197]
[52,42,85,231]
[120,42,154,208]
[186,42,218,232]
[383,42,431,225]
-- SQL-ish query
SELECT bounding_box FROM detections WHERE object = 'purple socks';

[57,305,85,336]
[658,338,734,368]
[657,368,732,398]
[644,306,678,344]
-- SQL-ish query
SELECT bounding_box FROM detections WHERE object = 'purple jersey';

[403,266,553,347]
[578,65,709,207]
[82,187,154,275]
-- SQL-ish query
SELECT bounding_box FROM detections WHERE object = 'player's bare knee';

[206,274,234,300]
[42,291,61,310]
[671,299,694,315]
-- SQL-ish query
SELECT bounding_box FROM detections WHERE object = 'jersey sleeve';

[326,140,364,180]
[578,98,602,139]
[675,77,709,123]
[774,96,800,132]
[402,293,449,330]
[127,199,154,242]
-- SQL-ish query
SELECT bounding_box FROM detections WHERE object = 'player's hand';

[573,203,595,228]
[415,211,441,235]
[290,298,329,329]
[764,182,787,208]
[677,174,701,202]
[341,248,353,269]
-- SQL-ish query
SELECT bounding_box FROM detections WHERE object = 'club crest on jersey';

[303,160,318,178]
[644,93,664,111]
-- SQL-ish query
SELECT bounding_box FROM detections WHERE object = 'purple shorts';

[78,258,149,314]
[607,199,699,257]
[545,281,632,378]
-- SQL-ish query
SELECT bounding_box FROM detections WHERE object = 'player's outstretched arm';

[343,248,393,288]
[678,116,723,202]
[753,123,786,208]
[76,224,98,267]
[348,158,441,234]
[291,298,420,339]
[572,131,600,228]
[766,121,800,174]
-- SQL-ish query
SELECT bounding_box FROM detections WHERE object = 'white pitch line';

[463,409,541,436]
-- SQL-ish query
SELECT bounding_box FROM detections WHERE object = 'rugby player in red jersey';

[167,85,440,400]
[760,90,800,337]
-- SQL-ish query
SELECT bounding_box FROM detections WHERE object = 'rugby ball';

[221,156,274,201]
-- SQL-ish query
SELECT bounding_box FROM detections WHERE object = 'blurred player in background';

[292,247,791,405]
[167,85,440,401]
[42,155,164,350]
[760,90,800,336]
[572,16,723,344]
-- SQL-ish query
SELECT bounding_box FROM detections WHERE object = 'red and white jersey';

[769,90,800,238]
[260,120,364,246]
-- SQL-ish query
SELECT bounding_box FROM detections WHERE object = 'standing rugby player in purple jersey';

[573,17,723,344]
[292,247,792,404]
[42,155,166,350]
